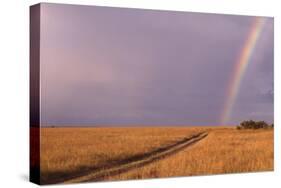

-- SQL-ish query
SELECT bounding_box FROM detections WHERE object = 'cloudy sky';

[39,3,273,126]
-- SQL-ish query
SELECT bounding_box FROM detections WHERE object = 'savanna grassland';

[108,128,273,180]
[40,127,207,184]
[39,127,273,184]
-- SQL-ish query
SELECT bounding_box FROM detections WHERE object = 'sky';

[39,3,274,126]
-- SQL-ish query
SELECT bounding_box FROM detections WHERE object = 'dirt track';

[60,131,208,184]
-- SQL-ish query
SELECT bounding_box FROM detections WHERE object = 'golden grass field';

[39,127,273,184]
[108,128,273,180]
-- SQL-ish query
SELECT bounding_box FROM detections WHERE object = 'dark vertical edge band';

[30,3,41,185]
[272,17,275,170]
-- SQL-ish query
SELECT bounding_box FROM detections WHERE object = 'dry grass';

[40,127,206,183]
[108,128,273,180]
[39,127,273,184]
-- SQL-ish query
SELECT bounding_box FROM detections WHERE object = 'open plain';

[39,127,273,184]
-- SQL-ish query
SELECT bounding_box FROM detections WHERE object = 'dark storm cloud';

[39,3,274,126]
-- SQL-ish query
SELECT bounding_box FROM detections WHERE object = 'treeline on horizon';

[237,120,274,130]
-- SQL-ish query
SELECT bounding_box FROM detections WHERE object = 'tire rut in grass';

[60,132,208,184]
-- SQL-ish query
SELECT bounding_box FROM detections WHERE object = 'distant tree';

[255,121,268,129]
[237,120,270,130]
[240,120,255,129]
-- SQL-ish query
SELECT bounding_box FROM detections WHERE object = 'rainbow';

[220,17,266,125]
